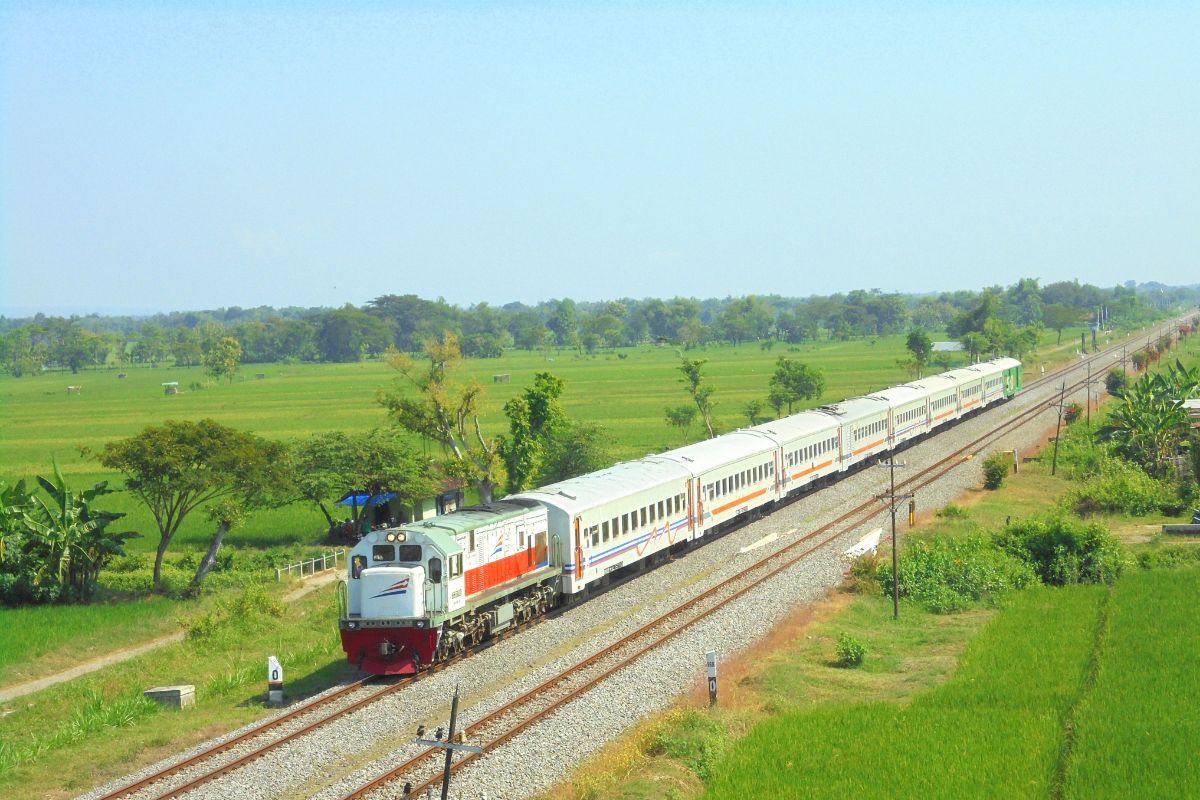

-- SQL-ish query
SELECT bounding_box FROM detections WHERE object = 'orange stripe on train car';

[852,438,887,456]
[711,487,768,516]
[933,409,955,421]
[791,459,835,481]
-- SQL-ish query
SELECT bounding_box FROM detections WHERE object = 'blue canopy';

[336,491,398,507]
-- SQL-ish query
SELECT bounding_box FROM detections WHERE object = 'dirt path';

[0,571,341,705]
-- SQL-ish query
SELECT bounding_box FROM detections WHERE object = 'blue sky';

[2,2,1197,317]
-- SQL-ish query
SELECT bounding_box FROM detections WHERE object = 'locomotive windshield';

[371,543,423,562]
[397,544,422,562]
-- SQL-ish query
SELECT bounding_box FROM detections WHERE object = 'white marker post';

[267,655,284,706]
[705,650,717,706]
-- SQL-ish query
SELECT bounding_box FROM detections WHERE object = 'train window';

[429,557,443,583]
[372,544,394,562]
[622,513,629,533]
[590,526,600,547]
[658,500,665,517]
[602,521,609,542]
[351,555,366,579]
[448,554,462,578]
[397,544,422,562]
[640,507,647,526]
[519,530,526,549]
[469,531,476,552]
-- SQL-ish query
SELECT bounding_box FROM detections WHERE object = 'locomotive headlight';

[395,532,406,542]
[386,532,397,542]
[347,621,358,629]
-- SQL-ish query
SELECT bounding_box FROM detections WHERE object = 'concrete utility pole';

[876,460,912,620]
[413,684,484,800]
[1051,382,1067,476]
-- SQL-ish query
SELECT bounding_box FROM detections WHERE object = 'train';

[339,357,1022,674]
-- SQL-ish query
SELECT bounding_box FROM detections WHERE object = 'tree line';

[4,279,1194,376]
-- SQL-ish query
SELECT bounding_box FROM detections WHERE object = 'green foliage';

[0,465,136,606]
[664,404,697,433]
[993,514,1125,586]
[289,428,435,527]
[1104,368,1128,397]
[844,553,882,594]
[937,502,969,519]
[646,708,729,782]
[99,418,290,592]
[766,356,825,415]
[203,336,242,383]
[905,329,933,375]
[1135,545,1200,571]
[1063,402,1083,424]
[1105,359,1200,475]
[878,535,1036,613]
[981,451,1010,490]
[540,420,611,485]
[678,358,717,438]
[1064,457,1180,517]
[499,372,566,493]
[834,632,866,667]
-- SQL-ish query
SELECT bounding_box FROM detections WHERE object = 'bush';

[1063,402,1083,425]
[993,513,1125,586]
[1065,458,1179,516]
[878,535,1035,613]
[184,584,285,639]
[1105,369,1128,397]
[843,553,882,594]
[645,708,729,781]
[835,633,866,667]
[937,503,969,519]
[982,451,1010,490]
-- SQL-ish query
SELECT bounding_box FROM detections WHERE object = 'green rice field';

[704,585,1109,799]
[1062,568,1200,799]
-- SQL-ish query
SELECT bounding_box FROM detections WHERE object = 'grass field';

[0,595,182,687]
[0,585,355,799]
[704,585,1108,799]
[1062,567,1200,799]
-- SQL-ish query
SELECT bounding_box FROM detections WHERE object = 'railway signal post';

[876,460,911,620]
[414,684,483,800]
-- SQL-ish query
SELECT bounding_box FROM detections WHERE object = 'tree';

[664,404,698,435]
[204,336,242,383]
[1105,361,1200,476]
[290,428,436,534]
[99,419,288,592]
[500,372,566,494]
[540,421,612,484]
[0,466,136,605]
[961,332,989,362]
[767,357,826,415]
[1043,304,1083,344]
[678,358,717,438]
[743,399,769,425]
[378,334,504,503]
[905,330,933,378]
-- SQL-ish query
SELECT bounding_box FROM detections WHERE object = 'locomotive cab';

[341,527,465,674]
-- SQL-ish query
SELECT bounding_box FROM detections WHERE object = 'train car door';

[687,478,696,535]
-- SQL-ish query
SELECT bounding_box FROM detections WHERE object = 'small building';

[336,480,466,534]
[162,382,179,395]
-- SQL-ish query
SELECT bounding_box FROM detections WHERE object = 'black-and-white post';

[266,655,283,706]
[876,460,912,620]
[414,684,484,800]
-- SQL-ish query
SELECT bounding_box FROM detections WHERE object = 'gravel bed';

[78,358,1094,800]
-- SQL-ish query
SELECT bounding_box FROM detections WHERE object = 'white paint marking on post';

[267,655,284,706]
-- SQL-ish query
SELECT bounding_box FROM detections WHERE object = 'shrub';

[982,451,1010,490]
[1131,351,1147,371]
[184,584,285,639]
[878,535,1035,613]
[835,633,866,667]
[1105,369,1128,397]
[646,708,729,781]
[1065,458,1179,516]
[937,503,969,519]
[993,513,1126,586]
[844,553,882,594]
[1063,402,1083,425]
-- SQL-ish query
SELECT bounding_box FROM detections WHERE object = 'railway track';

[94,322,1180,800]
